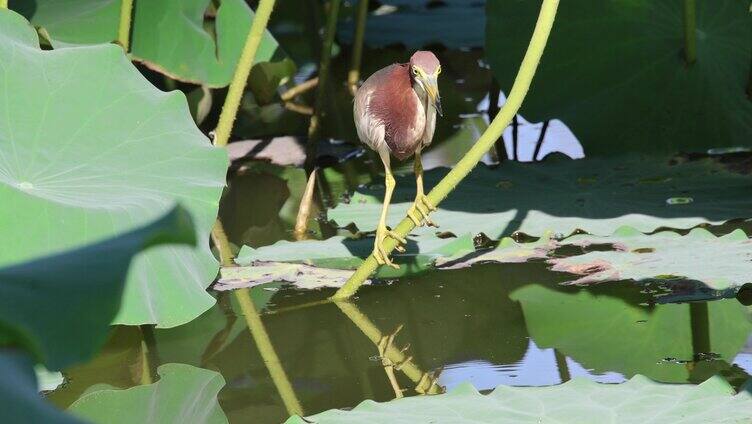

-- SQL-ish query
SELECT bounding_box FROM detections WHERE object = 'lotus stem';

[0,1,7,9]
[304,0,342,173]
[284,101,314,116]
[293,169,317,240]
[213,0,277,148]
[335,301,443,394]
[235,289,304,416]
[211,218,236,267]
[683,0,696,65]
[117,0,134,51]
[138,325,158,385]
[348,0,370,96]
[280,77,319,102]
[333,0,560,299]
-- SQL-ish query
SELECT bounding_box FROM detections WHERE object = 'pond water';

[49,261,752,423]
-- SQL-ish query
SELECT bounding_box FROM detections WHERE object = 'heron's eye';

[436,66,442,75]
[412,67,419,76]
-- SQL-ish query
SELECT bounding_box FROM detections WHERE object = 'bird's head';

[409,51,442,117]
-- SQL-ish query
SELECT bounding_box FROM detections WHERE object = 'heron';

[353,51,443,268]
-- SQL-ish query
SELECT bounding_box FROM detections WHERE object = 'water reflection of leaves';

[510,284,752,384]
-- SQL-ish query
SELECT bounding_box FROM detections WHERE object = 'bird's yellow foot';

[407,194,437,227]
[373,226,406,269]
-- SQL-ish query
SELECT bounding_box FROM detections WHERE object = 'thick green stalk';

[332,0,560,300]
[348,0,369,95]
[0,0,7,9]
[213,0,276,148]
[211,218,236,267]
[683,0,697,65]
[117,0,134,51]
[305,0,342,173]
[235,289,304,416]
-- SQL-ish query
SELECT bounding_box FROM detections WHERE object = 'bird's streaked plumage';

[354,51,441,161]
[352,51,443,268]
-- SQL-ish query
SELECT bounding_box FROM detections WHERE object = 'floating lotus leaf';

[486,0,752,154]
[286,375,752,423]
[217,261,358,291]
[551,227,752,290]
[330,156,752,238]
[234,234,474,281]
[436,227,752,293]
[0,11,228,328]
[69,364,227,424]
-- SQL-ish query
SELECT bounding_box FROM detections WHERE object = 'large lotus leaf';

[0,10,228,328]
[286,375,752,423]
[330,156,752,238]
[0,206,194,371]
[131,0,288,87]
[69,364,228,424]
[0,351,82,424]
[13,0,289,87]
[510,285,752,383]
[234,233,475,280]
[550,227,752,290]
[486,0,752,154]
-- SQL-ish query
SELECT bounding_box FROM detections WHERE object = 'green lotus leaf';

[0,206,195,370]
[0,10,228,328]
[0,205,195,423]
[486,0,752,154]
[286,375,752,423]
[330,156,752,238]
[550,227,752,290]
[13,0,290,87]
[130,0,289,87]
[69,364,227,424]
[436,227,752,293]
[510,284,752,383]
[234,233,475,280]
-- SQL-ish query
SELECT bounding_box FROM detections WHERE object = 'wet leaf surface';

[550,227,752,290]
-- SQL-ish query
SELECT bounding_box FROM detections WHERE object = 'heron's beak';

[422,75,443,117]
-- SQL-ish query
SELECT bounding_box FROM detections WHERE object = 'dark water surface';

[49,262,752,423]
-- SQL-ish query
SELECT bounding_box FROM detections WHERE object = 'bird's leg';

[373,152,406,268]
[407,151,437,227]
